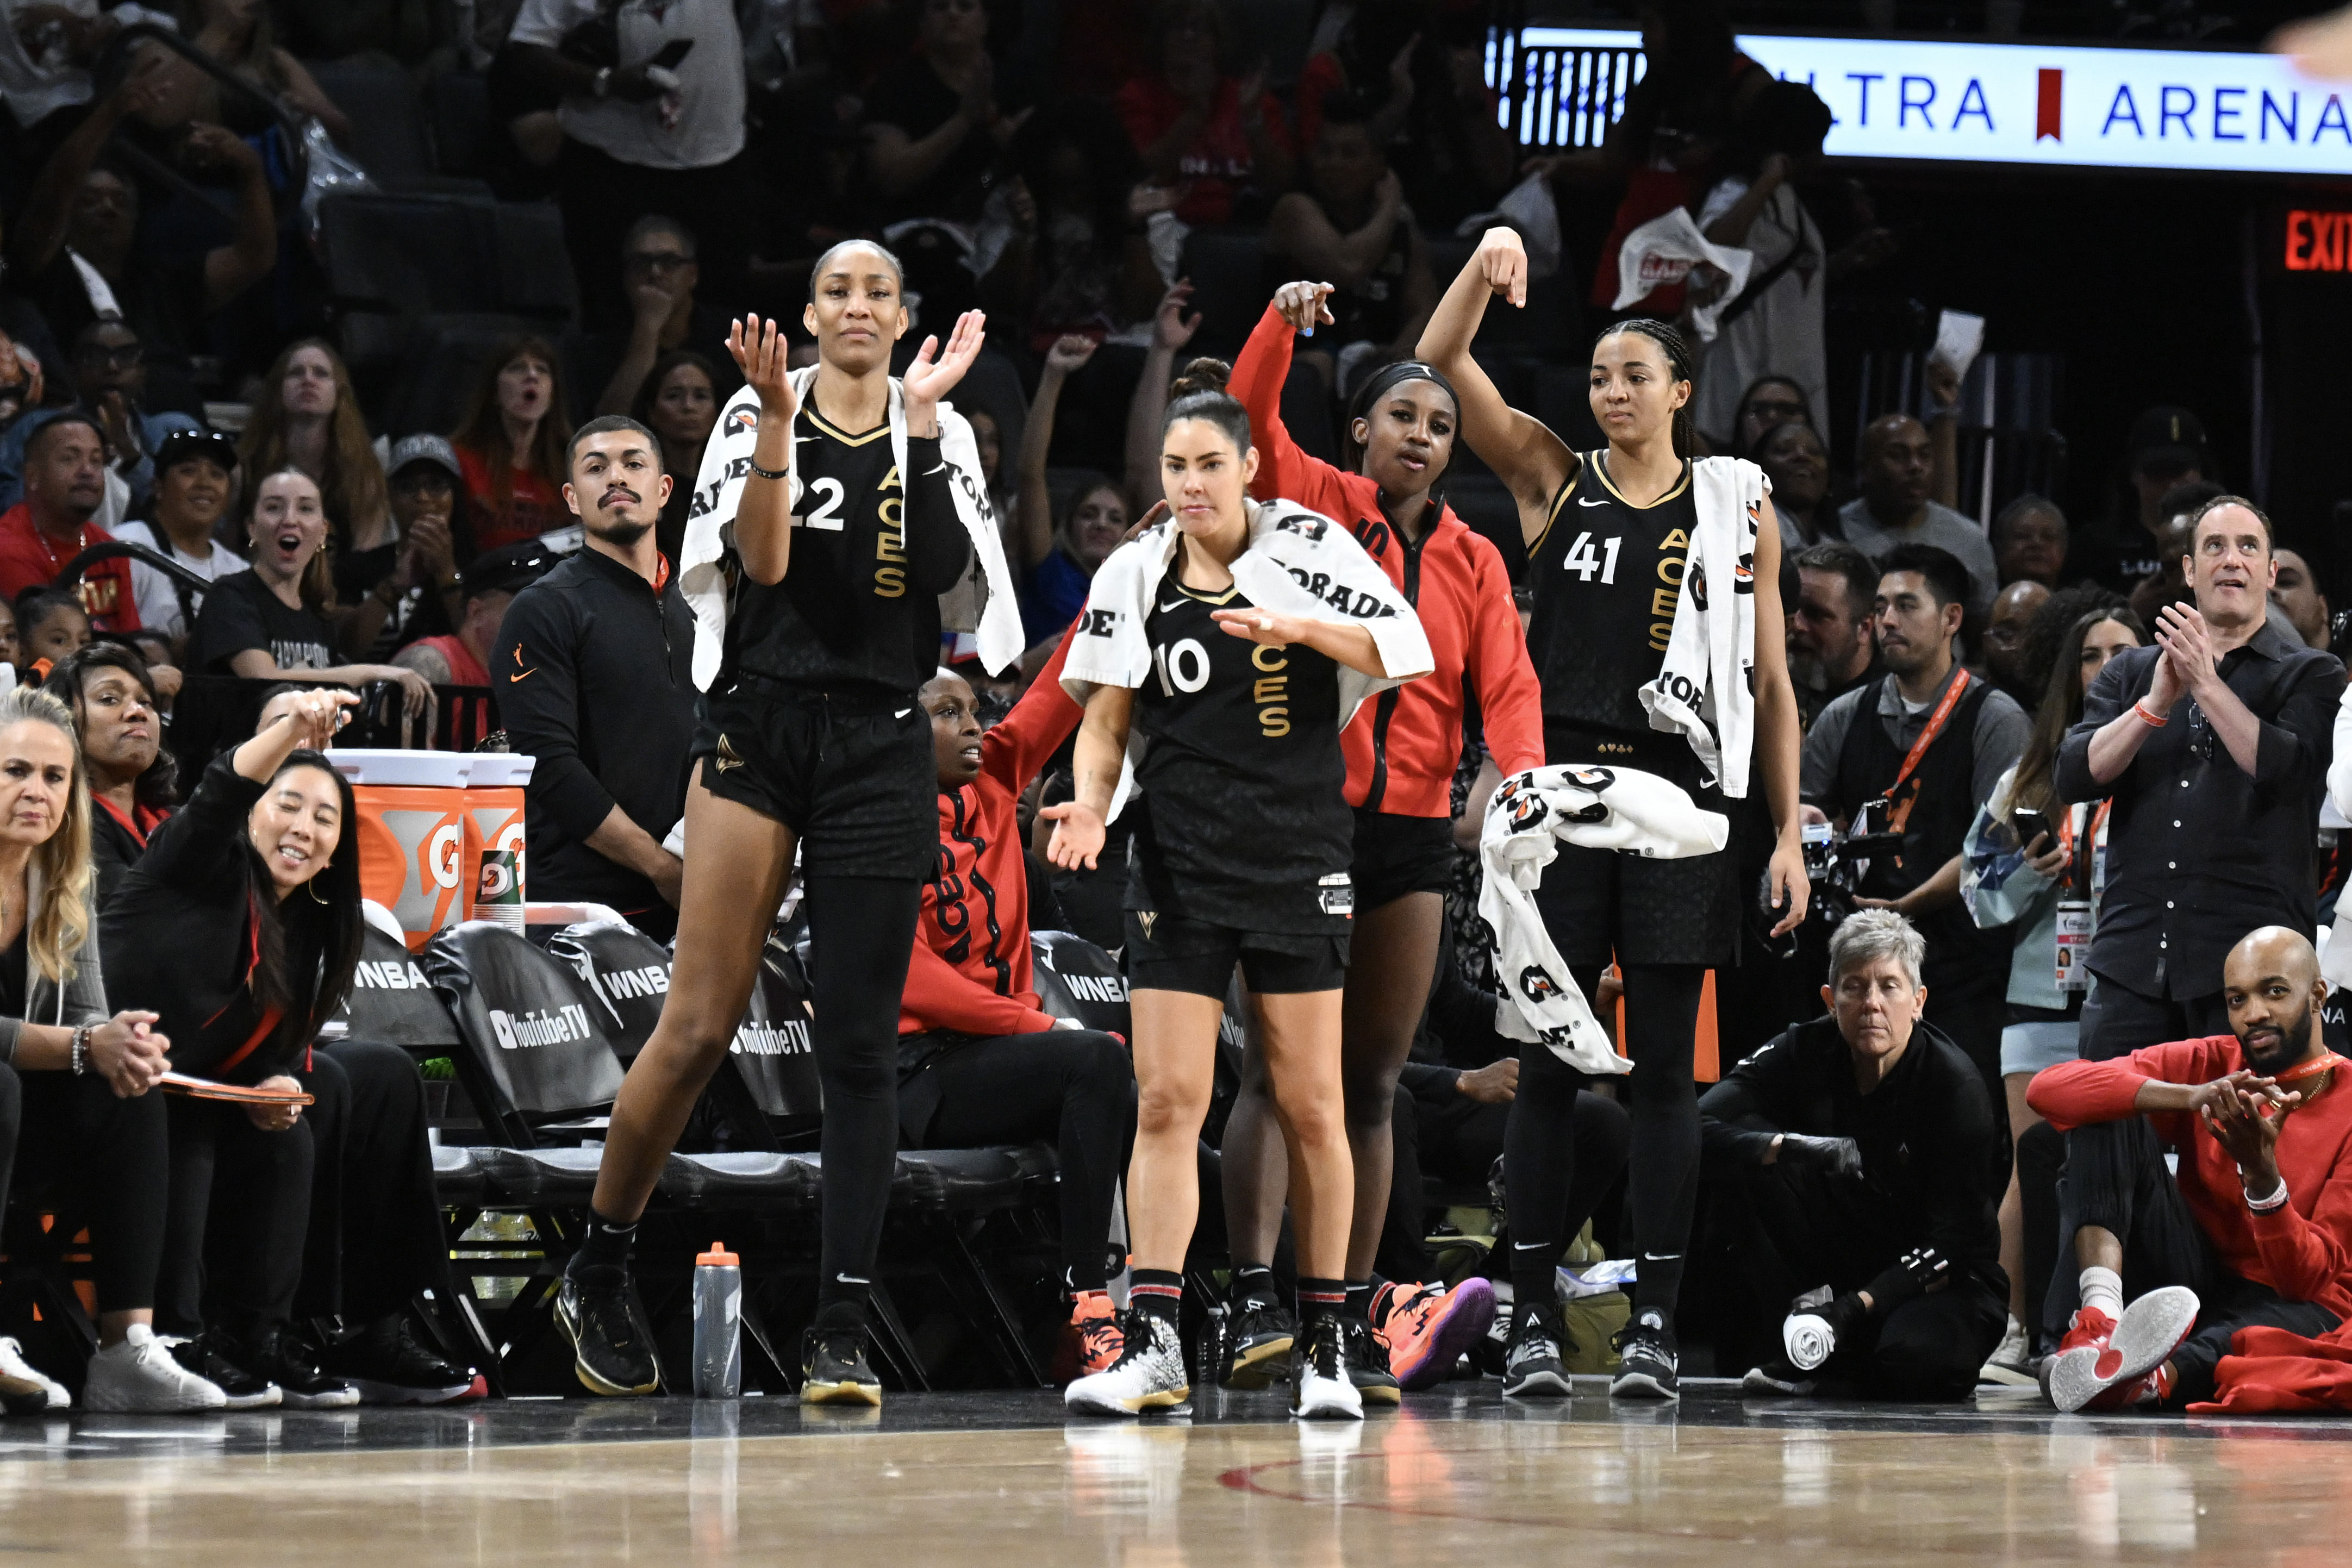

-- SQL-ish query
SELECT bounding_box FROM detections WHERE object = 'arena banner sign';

[1513,28,2352,174]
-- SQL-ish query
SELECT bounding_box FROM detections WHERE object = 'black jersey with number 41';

[1524,451,1697,739]
[721,401,963,696]
[1128,582,1352,934]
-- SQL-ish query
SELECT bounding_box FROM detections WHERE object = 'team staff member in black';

[1799,544,2029,1109]
[496,428,697,940]
[1049,359,1431,1422]
[1417,228,1811,1402]
[562,243,984,1405]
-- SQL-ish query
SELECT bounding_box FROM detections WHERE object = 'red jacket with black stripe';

[899,632,1084,1036]
[1230,303,1545,816]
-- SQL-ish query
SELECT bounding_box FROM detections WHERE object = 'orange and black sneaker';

[1071,1290,1126,1379]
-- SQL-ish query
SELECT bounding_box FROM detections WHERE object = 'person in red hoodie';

[2025,925,2352,1411]
[1214,278,1545,1400]
[903,634,1138,1379]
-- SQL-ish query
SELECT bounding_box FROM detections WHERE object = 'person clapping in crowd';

[1704,910,2008,1400]
[337,436,470,664]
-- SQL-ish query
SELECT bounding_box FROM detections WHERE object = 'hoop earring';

[307,872,329,905]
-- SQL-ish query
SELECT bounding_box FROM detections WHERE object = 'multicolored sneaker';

[1066,1311,1188,1416]
[2048,1288,2199,1414]
[1070,1290,1126,1379]
[1372,1278,1496,1391]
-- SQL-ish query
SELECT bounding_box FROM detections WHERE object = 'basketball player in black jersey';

[1417,228,1812,1401]
[1048,361,1424,1421]
[558,242,985,1405]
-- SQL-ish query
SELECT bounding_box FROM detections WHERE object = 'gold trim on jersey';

[1529,467,1581,559]
[803,408,891,447]
[1169,580,1240,607]
[1589,449,1692,509]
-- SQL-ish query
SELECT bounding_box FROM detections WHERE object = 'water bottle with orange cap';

[692,1241,741,1398]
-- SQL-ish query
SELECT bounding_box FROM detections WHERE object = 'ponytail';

[1596,318,1698,458]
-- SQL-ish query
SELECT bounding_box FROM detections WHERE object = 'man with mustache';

[2056,497,2344,1064]
[494,416,697,939]
[2025,926,2352,1410]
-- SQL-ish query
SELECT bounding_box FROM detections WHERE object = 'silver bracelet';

[2245,1175,2291,1213]
[69,1026,90,1076]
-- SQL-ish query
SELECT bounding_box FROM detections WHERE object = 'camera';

[1797,799,1906,934]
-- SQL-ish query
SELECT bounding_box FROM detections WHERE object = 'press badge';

[1319,873,1355,917]
[2055,900,2093,992]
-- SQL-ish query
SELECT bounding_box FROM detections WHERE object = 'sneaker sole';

[1223,1335,1293,1389]
[800,1379,883,1407]
[1350,1377,1401,1406]
[555,1295,660,1397]
[2049,1286,2198,1414]
[1610,1370,1680,1402]
[1064,1383,1189,1416]
[346,1377,479,1406]
[1503,1365,1573,1398]
[279,1388,361,1409]
[1976,1362,2041,1389]
[1390,1281,1499,1391]
[220,1389,283,1410]
[1292,1387,1365,1420]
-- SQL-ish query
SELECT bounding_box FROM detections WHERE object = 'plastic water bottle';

[692,1242,742,1399]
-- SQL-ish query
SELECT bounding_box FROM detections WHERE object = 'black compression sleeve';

[903,434,972,596]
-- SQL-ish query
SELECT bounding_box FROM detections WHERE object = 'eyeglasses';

[624,250,695,275]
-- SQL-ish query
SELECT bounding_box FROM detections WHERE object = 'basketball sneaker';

[1066,1311,1188,1415]
[235,1326,359,1409]
[1979,1315,2038,1388]
[1224,1294,1295,1389]
[322,1315,481,1405]
[1341,1316,1400,1405]
[1069,1291,1126,1379]
[83,1324,228,1413]
[0,1336,69,1413]
[1290,1314,1364,1420]
[1501,1301,1573,1398]
[169,1331,280,1410]
[556,1258,661,1396]
[1612,1309,1680,1401]
[2047,1286,2199,1414]
[801,1325,883,1407]
[1374,1278,1496,1391]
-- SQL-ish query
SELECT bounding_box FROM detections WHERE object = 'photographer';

[1702,910,2007,1400]
[1800,544,2029,1108]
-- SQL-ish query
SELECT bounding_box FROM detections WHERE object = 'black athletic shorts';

[690,676,935,881]
[1124,909,1348,997]
[1534,720,1738,967]
[1348,808,1458,909]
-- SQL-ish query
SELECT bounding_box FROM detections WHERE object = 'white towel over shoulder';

[1478,765,1729,1076]
[1060,498,1433,816]
[1637,455,1768,799]
[675,370,1024,692]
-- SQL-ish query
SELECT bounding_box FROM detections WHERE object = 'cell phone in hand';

[648,39,694,70]
[2010,807,2049,846]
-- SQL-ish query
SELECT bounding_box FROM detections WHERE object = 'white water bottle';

[692,1241,742,1399]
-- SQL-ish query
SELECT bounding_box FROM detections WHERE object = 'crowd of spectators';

[0,0,2343,1417]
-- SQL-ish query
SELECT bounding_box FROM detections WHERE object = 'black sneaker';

[1342,1317,1400,1405]
[236,1326,359,1409]
[800,1325,882,1407]
[322,1315,481,1405]
[170,1331,281,1410]
[1469,1295,1513,1378]
[1224,1295,1296,1390]
[556,1259,661,1396]
[1289,1314,1363,1420]
[1611,1309,1680,1401]
[1501,1302,1573,1398]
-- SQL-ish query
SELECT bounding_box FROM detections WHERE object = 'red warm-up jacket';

[1229,303,1544,816]
[899,633,1084,1037]
[2028,1038,2352,1321]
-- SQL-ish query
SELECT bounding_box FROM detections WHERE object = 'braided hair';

[1594,317,1698,458]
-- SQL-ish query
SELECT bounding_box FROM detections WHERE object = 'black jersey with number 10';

[1524,451,1698,740]
[720,400,968,696]
[1128,582,1351,934]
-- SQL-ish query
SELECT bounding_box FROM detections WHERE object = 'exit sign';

[2285,209,2352,270]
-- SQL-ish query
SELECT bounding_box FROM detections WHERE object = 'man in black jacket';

[1700,909,2008,1400]
[496,416,697,939]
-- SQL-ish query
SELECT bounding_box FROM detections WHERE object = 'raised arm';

[1232,283,1334,504]
[232,686,355,783]
[185,126,278,313]
[727,315,799,586]
[1124,281,1201,509]
[1414,227,1577,543]
[1016,335,1099,569]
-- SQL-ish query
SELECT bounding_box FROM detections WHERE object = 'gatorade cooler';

[460,754,535,921]
[334,750,477,952]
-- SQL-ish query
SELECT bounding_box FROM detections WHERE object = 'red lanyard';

[1882,669,1972,801]
[2056,799,2111,859]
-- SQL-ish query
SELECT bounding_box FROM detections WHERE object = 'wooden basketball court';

[2,1383,2344,1563]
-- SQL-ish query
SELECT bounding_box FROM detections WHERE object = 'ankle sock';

[1343,1282,1372,1326]
[1131,1268,1183,1327]
[2079,1266,2124,1320]
[1631,1253,1684,1322]
[1231,1264,1277,1310]
[1296,1277,1346,1327]
[576,1209,637,1275]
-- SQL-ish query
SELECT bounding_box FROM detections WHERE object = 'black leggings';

[296,1040,457,1325]
[1503,963,1702,1317]
[0,1064,170,1314]
[804,874,922,1317]
[160,1094,314,1340]
[908,1029,1136,1291]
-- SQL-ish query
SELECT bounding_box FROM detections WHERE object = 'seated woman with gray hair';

[1696,908,2011,1399]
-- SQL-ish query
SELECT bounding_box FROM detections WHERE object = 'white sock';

[2078,1266,2124,1320]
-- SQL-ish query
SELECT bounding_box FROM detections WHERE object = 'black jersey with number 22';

[1524,451,1697,741]
[1128,582,1351,934]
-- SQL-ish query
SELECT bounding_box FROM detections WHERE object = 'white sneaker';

[0,1337,67,1411]
[1979,1315,2038,1388]
[1065,1311,1188,1416]
[83,1325,229,1413]
[1289,1316,1364,1421]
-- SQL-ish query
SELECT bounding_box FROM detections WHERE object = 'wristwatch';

[592,65,614,99]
